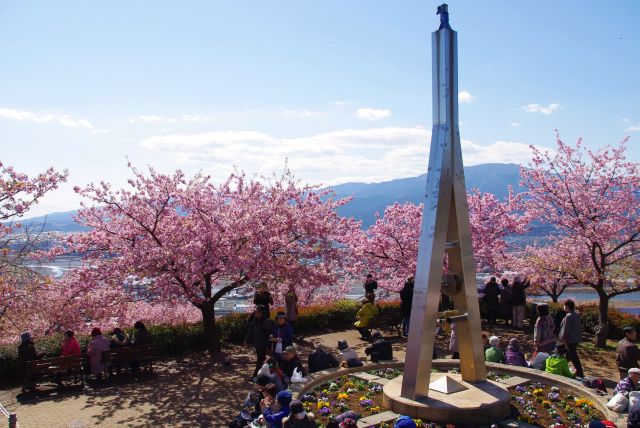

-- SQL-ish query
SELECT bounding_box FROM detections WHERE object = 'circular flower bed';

[302,368,607,428]
[511,382,605,427]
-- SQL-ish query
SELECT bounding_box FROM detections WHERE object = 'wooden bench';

[25,355,85,389]
[101,344,154,375]
[368,311,403,336]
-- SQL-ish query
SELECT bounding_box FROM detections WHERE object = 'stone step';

[357,410,399,427]
[498,375,530,388]
[352,372,381,382]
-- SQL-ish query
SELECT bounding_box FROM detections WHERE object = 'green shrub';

[0,299,390,382]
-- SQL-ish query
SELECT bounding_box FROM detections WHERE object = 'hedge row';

[0,300,401,381]
[2,298,637,381]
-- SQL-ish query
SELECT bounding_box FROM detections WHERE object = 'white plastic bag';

[290,367,307,383]
[257,362,270,377]
[629,391,640,413]
[607,392,629,413]
[274,341,283,355]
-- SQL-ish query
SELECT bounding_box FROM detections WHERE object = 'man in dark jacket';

[399,277,414,337]
[365,331,393,362]
[616,326,640,380]
[307,346,339,373]
[280,346,307,382]
[245,305,274,379]
[559,299,584,378]
[272,312,294,361]
[510,276,530,329]
[483,277,500,325]
[363,273,378,300]
[18,332,41,392]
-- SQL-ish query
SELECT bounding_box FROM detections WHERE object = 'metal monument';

[401,4,486,400]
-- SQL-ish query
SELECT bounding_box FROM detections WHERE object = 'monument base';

[382,373,511,425]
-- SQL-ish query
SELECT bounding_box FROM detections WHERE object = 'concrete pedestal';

[383,373,511,425]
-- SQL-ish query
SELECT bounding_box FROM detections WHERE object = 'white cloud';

[354,108,392,121]
[129,114,175,123]
[522,103,561,115]
[0,107,95,129]
[458,90,476,104]
[139,127,548,185]
[626,125,640,132]
[509,122,522,127]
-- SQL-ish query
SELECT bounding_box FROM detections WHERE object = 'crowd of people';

[18,321,153,391]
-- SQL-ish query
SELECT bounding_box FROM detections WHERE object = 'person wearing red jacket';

[61,330,81,356]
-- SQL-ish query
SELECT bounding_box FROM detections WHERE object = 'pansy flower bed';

[510,382,606,427]
[305,369,471,427]
[304,369,606,428]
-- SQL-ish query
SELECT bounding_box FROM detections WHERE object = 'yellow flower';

[532,388,544,396]
[316,400,330,410]
[337,393,349,400]
[359,396,367,401]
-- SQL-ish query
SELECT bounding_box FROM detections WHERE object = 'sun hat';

[629,367,640,375]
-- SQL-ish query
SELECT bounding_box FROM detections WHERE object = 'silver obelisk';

[401,4,486,400]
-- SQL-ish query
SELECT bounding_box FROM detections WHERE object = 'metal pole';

[401,3,486,400]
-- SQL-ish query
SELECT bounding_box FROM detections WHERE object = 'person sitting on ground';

[272,312,294,361]
[308,345,339,373]
[337,340,362,368]
[614,367,640,395]
[235,374,270,425]
[132,320,152,345]
[325,411,359,428]
[257,357,284,391]
[61,330,81,356]
[616,326,640,381]
[261,390,292,428]
[505,338,528,367]
[87,327,111,379]
[283,399,316,428]
[18,332,42,392]
[354,296,380,340]
[365,331,393,362]
[485,336,505,363]
[394,415,418,428]
[279,346,306,383]
[544,344,575,378]
[529,351,550,370]
[110,327,131,349]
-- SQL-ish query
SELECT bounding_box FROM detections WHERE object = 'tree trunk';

[551,293,558,303]
[594,286,609,348]
[200,301,220,353]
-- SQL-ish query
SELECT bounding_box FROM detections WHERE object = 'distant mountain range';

[18,163,524,232]
[331,163,524,227]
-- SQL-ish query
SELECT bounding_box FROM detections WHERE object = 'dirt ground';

[0,320,622,428]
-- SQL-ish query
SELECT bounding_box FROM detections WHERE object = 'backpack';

[582,376,607,393]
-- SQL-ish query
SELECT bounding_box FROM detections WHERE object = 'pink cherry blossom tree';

[508,238,582,303]
[349,189,526,291]
[65,166,358,351]
[520,134,640,346]
[0,162,67,331]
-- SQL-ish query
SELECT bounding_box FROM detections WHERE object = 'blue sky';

[1,1,639,216]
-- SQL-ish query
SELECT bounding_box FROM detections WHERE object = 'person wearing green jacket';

[485,336,506,363]
[544,344,575,378]
[354,297,380,340]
